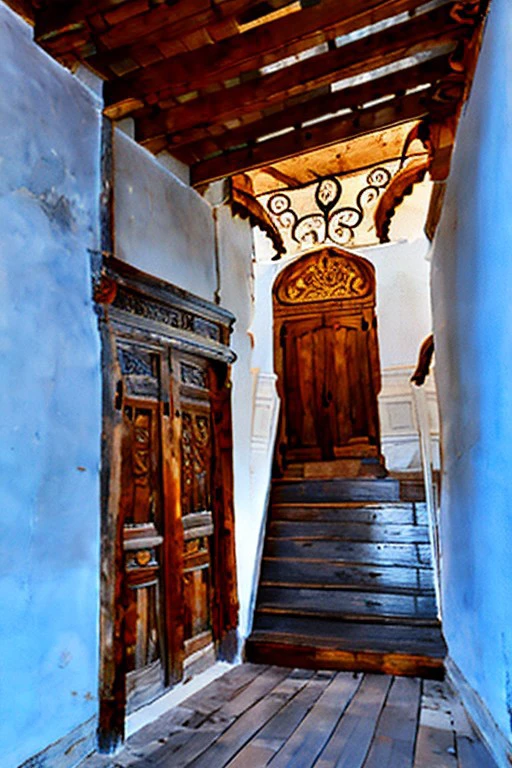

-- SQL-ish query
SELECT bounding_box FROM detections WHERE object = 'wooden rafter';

[147,54,453,161]
[109,4,464,129]
[102,0,430,101]
[35,0,263,51]
[24,0,489,189]
[190,89,432,186]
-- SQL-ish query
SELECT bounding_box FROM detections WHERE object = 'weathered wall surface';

[0,4,102,765]
[431,0,512,750]
[114,130,216,300]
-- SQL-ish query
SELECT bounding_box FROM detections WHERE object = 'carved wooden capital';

[230,173,285,258]
[450,0,483,25]
[94,274,118,305]
[375,157,431,244]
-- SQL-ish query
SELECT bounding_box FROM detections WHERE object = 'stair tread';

[264,539,433,568]
[259,564,435,601]
[249,617,446,656]
[268,521,430,543]
[271,504,427,525]
[255,606,439,627]
[256,585,437,620]
[259,577,434,594]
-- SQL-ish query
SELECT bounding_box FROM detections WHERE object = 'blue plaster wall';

[0,4,102,765]
[432,0,512,743]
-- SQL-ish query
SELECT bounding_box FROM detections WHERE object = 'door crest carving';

[275,250,374,305]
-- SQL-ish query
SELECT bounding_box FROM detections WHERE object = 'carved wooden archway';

[273,247,383,475]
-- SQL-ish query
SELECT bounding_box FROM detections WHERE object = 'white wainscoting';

[379,365,440,472]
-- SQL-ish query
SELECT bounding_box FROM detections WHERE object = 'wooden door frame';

[272,247,381,473]
[96,258,238,752]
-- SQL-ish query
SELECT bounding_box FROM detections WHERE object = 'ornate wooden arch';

[273,247,376,312]
[273,247,382,475]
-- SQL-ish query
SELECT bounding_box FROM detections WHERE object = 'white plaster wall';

[0,4,102,764]
[114,130,216,301]
[216,206,257,640]
[359,237,432,369]
[431,0,512,749]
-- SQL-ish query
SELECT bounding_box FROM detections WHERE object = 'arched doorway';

[273,247,383,477]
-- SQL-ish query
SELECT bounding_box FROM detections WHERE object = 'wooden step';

[271,502,427,525]
[250,615,445,653]
[259,558,435,594]
[264,539,433,568]
[245,634,445,679]
[256,586,439,624]
[271,478,401,504]
[268,520,431,544]
[246,618,446,679]
[251,477,441,678]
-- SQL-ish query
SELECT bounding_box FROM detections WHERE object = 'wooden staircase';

[246,478,446,679]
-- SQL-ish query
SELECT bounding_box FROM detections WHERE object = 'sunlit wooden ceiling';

[15,0,488,189]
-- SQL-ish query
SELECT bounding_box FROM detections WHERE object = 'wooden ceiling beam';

[121,5,463,134]
[146,53,453,160]
[35,0,262,48]
[190,89,433,186]
[103,0,429,100]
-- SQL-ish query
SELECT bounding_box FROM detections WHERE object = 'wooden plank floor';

[83,664,497,768]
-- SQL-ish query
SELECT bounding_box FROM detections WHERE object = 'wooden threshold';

[245,638,445,680]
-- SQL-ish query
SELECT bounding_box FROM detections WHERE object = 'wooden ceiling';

[21,0,488,187]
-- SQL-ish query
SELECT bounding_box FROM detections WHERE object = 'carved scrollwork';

[450,0,483,25]
[181,411,212,515]
[118,347,155,378]
[275,250,374,305]
[113,287,221,343]
[267,168,391,249]
[181,362,208,389]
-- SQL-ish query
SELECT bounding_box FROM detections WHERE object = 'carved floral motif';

[267,168,391,248]
[114,288,221,342]
[276,251,374,305]
[181,412,211,515]
[181,362,208,389]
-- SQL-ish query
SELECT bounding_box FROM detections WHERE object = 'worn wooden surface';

[97,260,239,744]
[82,664,498,767]
[248,473,445,679]
[23,0,489,185]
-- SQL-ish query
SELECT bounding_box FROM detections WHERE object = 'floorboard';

[82,664,499,768]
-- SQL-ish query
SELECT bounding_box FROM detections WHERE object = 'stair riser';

[245,640,444,680]
[272,479,401,504]
[251,616,445,653]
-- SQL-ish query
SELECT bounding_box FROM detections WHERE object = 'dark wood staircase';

[246,478,446,679]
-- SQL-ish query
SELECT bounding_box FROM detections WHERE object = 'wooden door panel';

[120,398,166,712]
[174,353,215,665]
[181,407,212,517]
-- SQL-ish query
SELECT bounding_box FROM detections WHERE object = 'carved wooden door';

[274,248,382,470]
[99,260,239,746]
